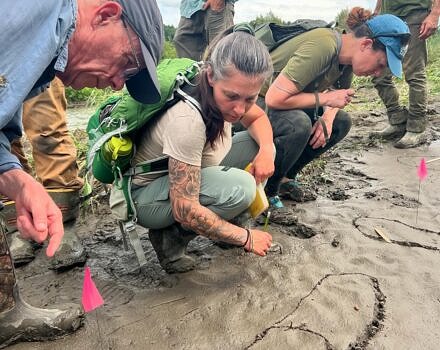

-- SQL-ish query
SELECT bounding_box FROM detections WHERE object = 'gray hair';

[206,31,273,82]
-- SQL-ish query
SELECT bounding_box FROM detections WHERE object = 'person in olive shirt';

[259,8,410,210]
[371,0,440,148]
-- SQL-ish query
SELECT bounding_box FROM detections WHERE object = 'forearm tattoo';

[168,158,245,244]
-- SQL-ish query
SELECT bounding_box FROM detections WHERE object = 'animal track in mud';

[353,216,440,252]
[364,188,419,208]
[278,221,319,239]
[322,163,375,198]
[245,273,386,350]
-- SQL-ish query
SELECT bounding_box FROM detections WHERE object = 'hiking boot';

[268,195,284,210]
[1,188,80,233]
[369,123,406,140]
[49,221,87,271]
[0,285,84,348]
[394,131,427,149]
[47,188,80,223]
[7,232,36,266]
[149,224,197,274]
[47,189,86,271]
[279,181,317,202]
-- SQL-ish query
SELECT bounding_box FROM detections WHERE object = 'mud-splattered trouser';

[127,131,260,229]
[372,10,428,133]
[0,217,15,313]
[263,105,352,197]
[11,77,83,190]
[174,2,234,61]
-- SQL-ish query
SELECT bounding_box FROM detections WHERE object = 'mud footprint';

[278,221,319,239]
[353,216,440,252]
[364,188,419,208]
[247,273,385,350]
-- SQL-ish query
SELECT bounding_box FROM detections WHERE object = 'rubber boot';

[1,189,86,270]
[0,199,37,266]
[47,189,87,271]
[49,220,87,271]
[394,131,427,149]
[149,224,197,274]
[7,232,36,266]
[370,108,408,140]
[369,123,406,140]
[0,219,84,348]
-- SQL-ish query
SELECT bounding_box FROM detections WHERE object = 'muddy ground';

[9,90,440,350]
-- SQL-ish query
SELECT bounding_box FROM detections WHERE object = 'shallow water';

[67,105,96,130]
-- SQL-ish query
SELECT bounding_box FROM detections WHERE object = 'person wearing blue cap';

[370,0,440,148]
[0,0,164,347]
[255,7,410,212]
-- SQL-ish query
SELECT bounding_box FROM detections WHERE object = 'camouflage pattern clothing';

[0,220,15,313]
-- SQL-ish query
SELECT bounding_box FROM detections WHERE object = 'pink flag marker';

[82,266,104,312]
[417,158,428,181]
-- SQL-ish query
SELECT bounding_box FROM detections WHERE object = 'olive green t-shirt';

[260,28,352,96]
[381,0,431,17]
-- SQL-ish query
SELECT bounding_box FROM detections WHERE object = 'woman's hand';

[244,229,272,256]
[249,148,275,185]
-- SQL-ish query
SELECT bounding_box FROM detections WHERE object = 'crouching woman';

[117,27,275,273]
[260,8,410,209]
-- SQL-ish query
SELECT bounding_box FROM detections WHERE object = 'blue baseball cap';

[366,14,410,78]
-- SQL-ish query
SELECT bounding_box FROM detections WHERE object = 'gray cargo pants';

[131,131,260,229]
[372,10,429,132]
[174,2,235,61]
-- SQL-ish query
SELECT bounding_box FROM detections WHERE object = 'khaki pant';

[372,10,428,132]
[11,78,83,190]
[174,2,235,60]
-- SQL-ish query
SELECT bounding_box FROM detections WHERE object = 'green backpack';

[86,57,202,184]
[255,19,334,52]
[86,58,203,268]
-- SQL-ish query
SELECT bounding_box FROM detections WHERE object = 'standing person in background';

[370,0,440,148]
[6,77,86,270]
[174,0,237,60]
[258,8,410,211]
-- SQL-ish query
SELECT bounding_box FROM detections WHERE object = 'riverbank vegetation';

[65,10,440,109]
